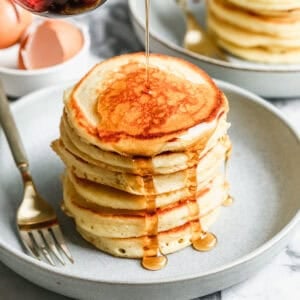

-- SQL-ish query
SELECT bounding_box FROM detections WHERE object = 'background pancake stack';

[207,0,300,63]
[52,53,232,270]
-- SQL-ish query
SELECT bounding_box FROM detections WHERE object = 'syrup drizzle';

[139,0,168,271]
[145,0,151,87]
[137,0,223,270]
[134,143,220,270]
[132,157,153,176]
[186,149,217,252]
[132,159,167,271]
[223,195,233,207]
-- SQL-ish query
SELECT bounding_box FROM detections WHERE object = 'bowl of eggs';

[0,0,91,97]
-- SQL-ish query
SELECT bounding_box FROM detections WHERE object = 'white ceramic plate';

[0,82,299,300]
[129,0,300,98]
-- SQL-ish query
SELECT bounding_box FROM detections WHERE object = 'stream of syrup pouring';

[138,0,231,271]
[145,0,150,87]
[139,0,167,271]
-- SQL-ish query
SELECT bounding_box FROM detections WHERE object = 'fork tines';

[19,225,74,266]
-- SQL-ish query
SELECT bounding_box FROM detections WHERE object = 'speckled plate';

[0,81,299,300]
[129,0,300,98]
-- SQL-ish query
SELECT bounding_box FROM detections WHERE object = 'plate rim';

[128,0,300,73]
[0,81,299,285]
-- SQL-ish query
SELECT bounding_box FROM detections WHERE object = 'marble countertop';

[1,1,300,299]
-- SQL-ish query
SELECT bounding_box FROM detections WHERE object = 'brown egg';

[0,0,33,49]
[18,20,84,70]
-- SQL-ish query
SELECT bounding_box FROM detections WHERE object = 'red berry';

[17,0,53,12]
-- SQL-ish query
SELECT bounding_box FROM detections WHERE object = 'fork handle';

[0,80,29,171]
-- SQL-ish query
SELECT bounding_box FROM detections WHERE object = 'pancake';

[76,209,220,258]
[52,135,230,195]
[207,0,300,63]
[52,52,232,269]
[209,0,300,38]
[208,11,300,48]
[64,53,228,156]
[63,173,228,238]
[67,171,220,210]
[60,111,230,175]
[217,38,300,63]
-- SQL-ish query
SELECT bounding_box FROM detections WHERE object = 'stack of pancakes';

[207,0,300,63]
[52,53,231,270]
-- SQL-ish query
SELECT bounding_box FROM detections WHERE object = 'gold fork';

[0,81,73,266]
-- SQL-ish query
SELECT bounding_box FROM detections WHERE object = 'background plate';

[0,81,299,300]
[129,0,300,98]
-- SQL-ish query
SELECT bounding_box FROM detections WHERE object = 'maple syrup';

[145,0,151,87]
[192,232,217,251]
[132,157,153,176]
[141,175,167,270]
[223,195,234,207]
[137,2,169,270]
[142,254,168,271]
[186,150,217,252]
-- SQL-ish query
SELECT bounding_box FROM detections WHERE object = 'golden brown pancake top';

[66,53,228,156]
[95,61,223,142]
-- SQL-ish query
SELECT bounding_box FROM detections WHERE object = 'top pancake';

[64,53,227,156]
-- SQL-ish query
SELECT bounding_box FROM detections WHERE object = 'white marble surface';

[1,1,300,299]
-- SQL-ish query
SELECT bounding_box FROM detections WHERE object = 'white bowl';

[0,21,91,98]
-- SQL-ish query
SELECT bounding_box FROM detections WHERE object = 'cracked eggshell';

[18,19,84,70]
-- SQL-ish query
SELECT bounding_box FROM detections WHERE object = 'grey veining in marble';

[1,1,300,299]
